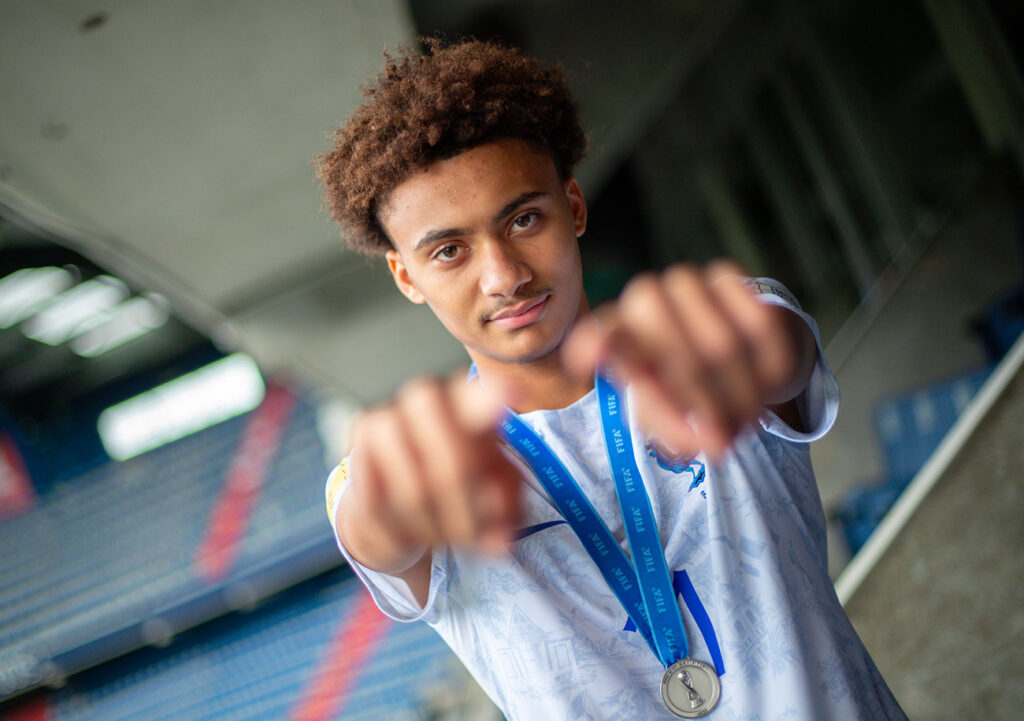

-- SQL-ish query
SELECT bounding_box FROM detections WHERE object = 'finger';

[488,443,524,523]
[629,370,702,457]
[475,458,522,555]
[447,370,524,529]
[360,406,437,544]
[471,399,525,546]
[560,311,609,382]
[348,417,406,548]
[706,258,749,286]
[709,263,796,397]
[346,424,380,514]
[399,378,482,546]
[617,272,732,455]
[450,370,526,549]
[447,368,509,431]
[664,265,761,431]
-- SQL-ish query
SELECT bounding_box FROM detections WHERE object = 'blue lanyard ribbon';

[499,371,689,667]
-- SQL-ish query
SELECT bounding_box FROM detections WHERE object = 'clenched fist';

[336,373,522,600]
[562,262,815,458]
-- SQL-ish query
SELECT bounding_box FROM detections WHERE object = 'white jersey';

[327,283,906,721]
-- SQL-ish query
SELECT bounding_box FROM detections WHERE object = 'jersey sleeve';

[746,277,840,442]
[325,459,449,624]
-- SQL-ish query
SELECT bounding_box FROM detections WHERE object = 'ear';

[564,177,588,238]
[386,250,426,304]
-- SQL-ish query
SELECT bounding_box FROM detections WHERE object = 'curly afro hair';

[316,38,588,256]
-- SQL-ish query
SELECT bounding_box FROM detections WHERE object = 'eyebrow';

[412,226,469,253]
[495,190,547,225]
[412,190,549,253]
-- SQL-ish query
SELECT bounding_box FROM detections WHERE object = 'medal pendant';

[660,658,720,718]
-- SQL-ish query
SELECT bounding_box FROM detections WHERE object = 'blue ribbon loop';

[499,371,689,667]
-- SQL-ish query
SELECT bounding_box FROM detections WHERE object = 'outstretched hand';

[341,372,522,578]
[561,262,812,459]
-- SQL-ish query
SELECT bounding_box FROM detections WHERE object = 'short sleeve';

[746,277,840,442]
[325,460,449,624]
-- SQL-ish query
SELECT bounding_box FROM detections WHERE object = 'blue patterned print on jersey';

[646,441,706,491]
[622,569,725,675]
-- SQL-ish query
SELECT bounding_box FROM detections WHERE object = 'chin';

[479,327,569,366]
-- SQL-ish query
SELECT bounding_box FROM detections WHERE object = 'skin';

[335,139,817,605]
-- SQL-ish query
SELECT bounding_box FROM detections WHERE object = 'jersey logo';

[646,440,706,491]
[623,569,725,676]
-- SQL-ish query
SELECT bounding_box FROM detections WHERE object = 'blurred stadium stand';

[0,385,338,702]
[3,568,464,720]
[1,380,498,720]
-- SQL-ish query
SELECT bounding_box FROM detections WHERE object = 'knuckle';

[620,275,666,325]
[662,263,700,289]
[442,441,478,488]
[398,375,444,410]
[663,342,698,377]
[707,259,745,284]
[436,492,474,535]
[701,327,742,365]
[389,481,426,522]
[352,406,389,444]
[451,507,477,540]
[742,309,776,351]
[748,298,779,330]
[372,407,406,448]
[621,273,659,306]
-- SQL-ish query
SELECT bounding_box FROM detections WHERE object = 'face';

[380,139,588,367]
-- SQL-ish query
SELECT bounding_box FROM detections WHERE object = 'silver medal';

[660,658,720,718]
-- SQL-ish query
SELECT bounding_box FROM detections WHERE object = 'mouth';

[487,295,550,330]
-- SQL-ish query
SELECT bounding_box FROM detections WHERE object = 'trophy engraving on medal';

[661,658,721,718]
[677,670,705,709]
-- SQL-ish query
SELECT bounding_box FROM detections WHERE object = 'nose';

[479,239,532,297]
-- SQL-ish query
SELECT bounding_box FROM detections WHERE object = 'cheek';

[554,244,582,285]
[419,279,478,324]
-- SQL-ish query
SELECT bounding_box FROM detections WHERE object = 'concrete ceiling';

[0,0,725,406]
[0,0,451,404]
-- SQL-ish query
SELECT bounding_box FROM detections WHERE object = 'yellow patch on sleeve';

[325,457,350,530]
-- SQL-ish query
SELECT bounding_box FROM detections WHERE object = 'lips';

[488,295,550,329]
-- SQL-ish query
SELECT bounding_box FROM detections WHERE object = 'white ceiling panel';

[0,0,412,310]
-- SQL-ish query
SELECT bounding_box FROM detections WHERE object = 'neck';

[470,349,593,413]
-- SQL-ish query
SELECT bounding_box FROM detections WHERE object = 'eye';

[433,244,463,262]
[511,212,538,231]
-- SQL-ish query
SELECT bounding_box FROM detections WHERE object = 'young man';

[319,40,906,720]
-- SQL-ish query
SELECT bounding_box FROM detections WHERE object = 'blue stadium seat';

[0,388,337,704]
[836,364,993,554]
[19,569,462,721]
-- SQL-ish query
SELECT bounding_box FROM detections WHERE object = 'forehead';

[379,139,561,248]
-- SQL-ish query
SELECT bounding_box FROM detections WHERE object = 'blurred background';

[0,1,1021,719]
